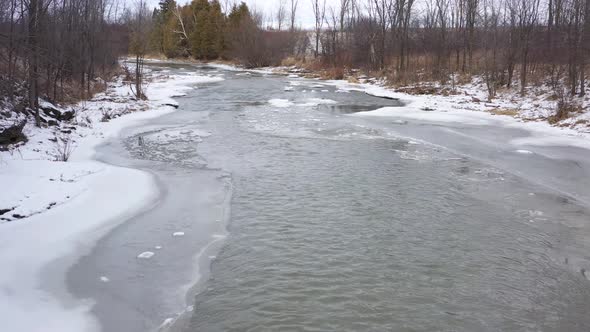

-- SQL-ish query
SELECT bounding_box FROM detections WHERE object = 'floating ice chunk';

[515,149,534,154]
[393,119,408,125]
[297,98,338,107]
[155,246,163,250]
[212,234,226,239]
[137,251,155,259]
[269,99,293,108]
[209,256,216,260]
[284,86,294,92]
[99,276,110,283]
[186,305,195,312]
[159,318,175,329]
[172,232,185,237]
[529,210,544,217]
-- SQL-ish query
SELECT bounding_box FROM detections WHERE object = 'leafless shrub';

[321,67,344,80]
[281,56,299,67]
[101,109,113,122]
[53,138,74,162]
[549,89,582,124]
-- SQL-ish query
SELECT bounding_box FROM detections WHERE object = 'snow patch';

[297,98,338,107]
[0,65,220,332]
[355,106,494,125]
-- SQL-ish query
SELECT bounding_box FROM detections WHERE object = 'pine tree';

[208,0,225,59]
[150,0,178,55]
[190,0,210,59]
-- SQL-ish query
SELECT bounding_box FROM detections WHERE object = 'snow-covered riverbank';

[205,59,590,143]
[0,67,223,332]
[326,80,590,150]
[210,58,586,137]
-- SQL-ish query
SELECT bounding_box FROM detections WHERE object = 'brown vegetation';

[300,0,589,103]
[549,88,584,123]
[0,0,128,126]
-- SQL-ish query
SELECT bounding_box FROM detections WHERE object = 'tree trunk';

[520,47,529,96]
[28,0,40,127]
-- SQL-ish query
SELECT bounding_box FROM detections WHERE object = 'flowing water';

[69,63,590,332]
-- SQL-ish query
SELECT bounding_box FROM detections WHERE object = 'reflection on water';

[322,104,391,114]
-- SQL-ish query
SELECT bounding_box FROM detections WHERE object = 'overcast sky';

[141,0,344,28]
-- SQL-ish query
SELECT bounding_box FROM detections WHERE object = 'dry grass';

[53,137,74,162]
[347,76,360,83]
[281,56,300,67]
[549,91,583,124]
[395,85,440,95]
[490,108,520,117]
[320,67,345,80]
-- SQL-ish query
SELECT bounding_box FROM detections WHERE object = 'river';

[68,62,590,332]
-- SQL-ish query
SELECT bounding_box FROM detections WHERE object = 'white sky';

[141,0,344,28]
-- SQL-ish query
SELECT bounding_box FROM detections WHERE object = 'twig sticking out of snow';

[53,137,74,162]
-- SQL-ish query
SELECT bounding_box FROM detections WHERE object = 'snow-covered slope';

[0,68,223,332]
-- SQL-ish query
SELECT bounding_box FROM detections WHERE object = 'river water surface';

[69,63,590,332]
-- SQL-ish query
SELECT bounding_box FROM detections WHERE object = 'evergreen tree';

[158,0,176,14]
[190,0,210,59]
[150,0,178,55]
[208,1,225,58]
[228,2,252,29]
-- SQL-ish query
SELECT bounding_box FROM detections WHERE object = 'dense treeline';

[0,0,128,126]
[308,0,590,99]
[149,0,303,67]
[148,0,589,100]
[1,0,588,129]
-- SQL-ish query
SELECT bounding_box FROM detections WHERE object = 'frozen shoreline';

[329,81,590,149]
[202,58,590,146]
[0,67,224,332]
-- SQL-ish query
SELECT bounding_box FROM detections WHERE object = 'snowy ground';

[257,63,590,138]
[0,66,223,332]
[207,60,590,149]
[323,79,590,150]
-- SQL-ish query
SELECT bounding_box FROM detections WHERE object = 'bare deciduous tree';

[311,0,326,57]
[276,0,286,31]
[127,0,152,100]
[289,0,298,31]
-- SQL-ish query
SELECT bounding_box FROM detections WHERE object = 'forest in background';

[0,0,130,128]
[147,0,589,101]
[0,0,589,132]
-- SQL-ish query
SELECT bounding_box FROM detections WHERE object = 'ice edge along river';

[0,70,224,332]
